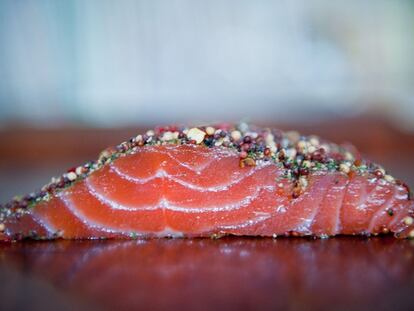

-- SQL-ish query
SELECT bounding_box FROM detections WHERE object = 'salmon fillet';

[1,124,413,240]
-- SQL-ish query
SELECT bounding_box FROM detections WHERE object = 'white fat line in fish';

[295,217,314,234]
[30,212,56,235]
[60,192,203,237]
[276,205,287,213]
[59,193,134,235]
[333,179,350,234]
[164,151,215,173]
[218,214,272,230]
[356,180,370,211]
[366,197,387,205]
[357,183,384,211]
[131,149,217,173]
[367,187,397,232]
[110,165,164,183]
[86,179,158,211]
[294,178,332,234]
[110,162,269,192]
[86,178,275,213]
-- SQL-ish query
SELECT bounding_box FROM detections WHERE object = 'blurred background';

[0,0,414,201]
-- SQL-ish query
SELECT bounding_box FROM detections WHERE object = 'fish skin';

[1,144,413,241]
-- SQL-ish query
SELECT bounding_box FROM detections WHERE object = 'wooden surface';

[0,116,414,311]
[1,238,414,311]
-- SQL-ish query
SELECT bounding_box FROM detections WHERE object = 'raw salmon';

[1,124,413,240]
